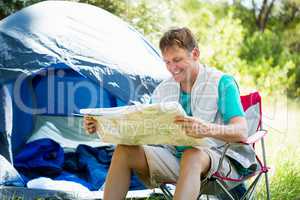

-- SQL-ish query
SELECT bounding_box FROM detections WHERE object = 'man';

[84,27,257,200]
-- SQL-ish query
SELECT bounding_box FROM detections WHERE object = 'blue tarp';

[14,138,145,191]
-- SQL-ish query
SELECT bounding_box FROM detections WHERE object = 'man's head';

[159,27,198,53]
[159,27,200,86]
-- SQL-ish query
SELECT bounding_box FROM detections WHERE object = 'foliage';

[179,0,300,98]
[78,0,169,43]
[1,0,299,97]
[120,0,172,44]
[79,0,127,15]
[237,30,291,95]
[0,0,170,45]
[229,2,257,34]
[0,0,40,19]
[200,13,244,75]
[257,146,300,200]
[240,30,282,66]
[179,1,245,77]
[282,22,300,98]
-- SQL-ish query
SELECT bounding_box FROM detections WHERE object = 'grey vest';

[151,64,257,169]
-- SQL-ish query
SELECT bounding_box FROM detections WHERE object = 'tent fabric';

[0,0,169,104]
[31,68,120,116]
[0,86,13,162]
[0,0,169,154]
[9,69,123,154]
[0,155,25,187]
[26,115,103,150]
[0,1,168,198]
[27,177,91,193]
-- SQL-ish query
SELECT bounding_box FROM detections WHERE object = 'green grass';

[256,157,300,200]
[255,98,300,200]
[257,149,300,200]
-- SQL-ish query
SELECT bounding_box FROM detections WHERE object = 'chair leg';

[264,172,271,200]
[159,184,173,200]
[215,179,235,200]
[240,173,262,200]
[197,191,202,200]
[261,137,271,200]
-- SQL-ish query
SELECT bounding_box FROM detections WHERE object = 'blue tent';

[0,1,169,199]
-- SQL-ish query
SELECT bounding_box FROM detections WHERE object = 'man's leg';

[174,148,211,200]
[103,145,150,200]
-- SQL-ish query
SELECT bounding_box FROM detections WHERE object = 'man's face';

[162,46,199,84]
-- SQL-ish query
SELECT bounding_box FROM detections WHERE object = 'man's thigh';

[142,145,180,188]
[140,145,241,189]
[198,148,241,180]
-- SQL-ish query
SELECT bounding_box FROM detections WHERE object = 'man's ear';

[192,48,200,60]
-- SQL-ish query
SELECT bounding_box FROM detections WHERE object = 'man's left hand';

[174,116,210,138]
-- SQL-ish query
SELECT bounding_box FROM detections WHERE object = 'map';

[80,102,203,145]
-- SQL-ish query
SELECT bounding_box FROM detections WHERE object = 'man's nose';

[168,62,177,71]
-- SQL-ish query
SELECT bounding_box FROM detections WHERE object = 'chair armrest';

[215,130,267,174]
[241,130,267,145]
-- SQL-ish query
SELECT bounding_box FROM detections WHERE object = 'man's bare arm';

[174,116,248,142]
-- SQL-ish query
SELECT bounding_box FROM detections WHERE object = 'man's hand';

[174,116,210,138]
[84,115,98,134]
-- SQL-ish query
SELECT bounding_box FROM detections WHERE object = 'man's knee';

[115,145,142,158]
[114,145,147,168]
[115,144,139,152]
[181,148,211,175]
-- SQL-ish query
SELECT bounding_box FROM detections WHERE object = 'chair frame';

[159,91,271,200]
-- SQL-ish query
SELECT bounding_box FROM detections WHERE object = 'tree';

[278,0,300,28]
[0,0,41,20]
[231,0,278,32]
[251,0,277,32]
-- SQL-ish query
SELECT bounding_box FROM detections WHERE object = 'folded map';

[80,102,203,145]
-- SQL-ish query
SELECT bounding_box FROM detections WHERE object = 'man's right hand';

[83,115,98,134]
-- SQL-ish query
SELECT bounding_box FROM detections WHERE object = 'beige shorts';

[141,145,241,189]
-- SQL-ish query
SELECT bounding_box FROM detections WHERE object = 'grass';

[257,148,300,200]
[254,97,300,200]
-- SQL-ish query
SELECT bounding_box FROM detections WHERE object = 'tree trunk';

[252,0,276,32]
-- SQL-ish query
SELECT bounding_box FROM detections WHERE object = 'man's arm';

[174,115,248,143]
[205,116,248,142]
